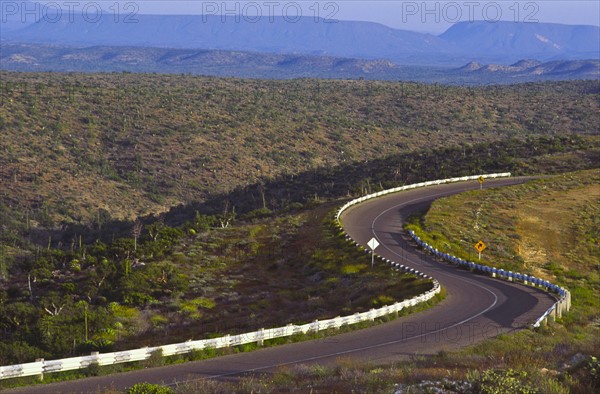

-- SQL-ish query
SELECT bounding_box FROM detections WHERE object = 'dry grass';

[403,169,600,392]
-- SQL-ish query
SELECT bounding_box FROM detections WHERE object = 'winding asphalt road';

[8,177,557,393]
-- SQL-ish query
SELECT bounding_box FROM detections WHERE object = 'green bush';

[84,361,101,377]
[0,341,48,364]
[125,382,173,394]
[243,207,273,220]
[471,369,537,394]
[143,348,165,368]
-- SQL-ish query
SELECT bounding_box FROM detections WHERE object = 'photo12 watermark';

[0,1,342,24]
[0,1,139,23]
[199,1,340,23]
[400,1,540,24]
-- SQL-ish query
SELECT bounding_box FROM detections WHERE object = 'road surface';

[8,177,556,393]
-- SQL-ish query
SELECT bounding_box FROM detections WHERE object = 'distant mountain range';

[0,43,406,79]
[438,21,599,63]
[2,43,598,84]
[2,12,598,66]
[456,59,599,80]
[458,59,600,76]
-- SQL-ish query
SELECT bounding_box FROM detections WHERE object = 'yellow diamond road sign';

[474,240,487,253]
[478,176,485,184]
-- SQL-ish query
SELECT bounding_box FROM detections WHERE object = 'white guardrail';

[406,230,571,328]
[0,294,441,381]
[1,186,448,381]
[335,172,570,330]
[0,173,569,381]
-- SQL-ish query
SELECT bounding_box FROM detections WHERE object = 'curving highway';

[8,178,557,393]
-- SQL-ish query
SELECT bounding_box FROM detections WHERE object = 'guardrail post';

[90,351,99,365]
[313,320,319,334]
[257,328,264,347]
[549,307,556,322]
[35,358,44,381]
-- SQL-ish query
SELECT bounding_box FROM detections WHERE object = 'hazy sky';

[134,1,600,33]
[21,1,600,34]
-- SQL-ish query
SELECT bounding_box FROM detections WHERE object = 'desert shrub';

[143,348,165,368]
[126,382,173,394]
[470,369,536,394]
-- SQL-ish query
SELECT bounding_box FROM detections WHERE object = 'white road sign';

[368,238,380,250]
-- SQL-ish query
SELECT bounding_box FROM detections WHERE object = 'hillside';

[1,44,599,83]
[0,73,597,231]
[456,59,600,80]
[412,170,599,278]
[403,170,599,393]
[0,44,405,80]
[165,171,600,393]
[0,73,599,388]
[0,196,434,367]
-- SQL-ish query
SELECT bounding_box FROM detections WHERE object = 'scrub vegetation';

[0,72,599,391]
